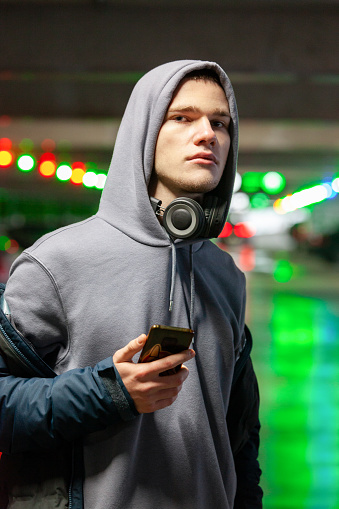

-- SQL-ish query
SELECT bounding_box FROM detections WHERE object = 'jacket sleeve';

[233,419,263,509]
[0,353,138,455]
[227,326,263,508]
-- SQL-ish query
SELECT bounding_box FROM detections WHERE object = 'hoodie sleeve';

[0,253,138,455]
[5,252,69,361]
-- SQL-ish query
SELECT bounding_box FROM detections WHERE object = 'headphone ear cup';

[163,198,206,239]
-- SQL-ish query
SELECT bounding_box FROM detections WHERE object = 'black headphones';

[151,195,227,240]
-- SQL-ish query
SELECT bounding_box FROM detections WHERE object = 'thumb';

[113,334,147,364]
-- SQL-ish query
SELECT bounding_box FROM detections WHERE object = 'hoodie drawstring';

[168,237,195,337]
[169,240,176,313]
[189,244,195,334]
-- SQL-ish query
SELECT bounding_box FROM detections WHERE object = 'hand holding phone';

[113,333,195,413]
[138,325,194,376]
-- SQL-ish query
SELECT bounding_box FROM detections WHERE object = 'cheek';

[155,131,181,166]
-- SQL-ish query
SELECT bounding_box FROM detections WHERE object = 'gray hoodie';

[5,60,246,509]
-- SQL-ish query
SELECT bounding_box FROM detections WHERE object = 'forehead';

[167,77,229,113]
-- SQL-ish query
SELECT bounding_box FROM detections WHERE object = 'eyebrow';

[167,105,231,118]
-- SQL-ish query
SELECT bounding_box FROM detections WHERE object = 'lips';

[188,152,218,164]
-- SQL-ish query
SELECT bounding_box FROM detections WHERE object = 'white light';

[322,183,333,198]
[83,171,98,188]
[56,164,72,181]
[280,195,295,213]
[289,185,327,210]
[96,173,107,190]
[230,192,250,212]
[18,155,35,171]
[332,178,339,193]
[233,173,242,193]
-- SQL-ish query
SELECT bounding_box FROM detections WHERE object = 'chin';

[183,178,221,195]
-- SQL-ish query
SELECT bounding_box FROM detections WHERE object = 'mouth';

[187,152,218,165]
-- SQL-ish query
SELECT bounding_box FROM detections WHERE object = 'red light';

[72,161,86,170]
[0,139,13,167]
[40,152,56,162]
[218,222,233,238]
[234,222,256,238]
[239,245,256,272]
[0,138,12,150]
[6,239,19,254]
[41,139,56,152]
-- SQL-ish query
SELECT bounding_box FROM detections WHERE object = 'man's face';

[151,77,231,207]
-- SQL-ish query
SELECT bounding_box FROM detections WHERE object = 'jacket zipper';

[0,324,46,377]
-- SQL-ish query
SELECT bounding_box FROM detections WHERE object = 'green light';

[250,192,270,209]
[17,154,36,172]
[0,235,10,251]
[273,259,293,283]
[85,161,98,171]
[18,138,34,152]
[56,163,72,181]
[261,172,286,194]
[241,172,263,193]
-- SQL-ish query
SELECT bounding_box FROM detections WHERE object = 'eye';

[173,115,189,122]
[211,120,229,129]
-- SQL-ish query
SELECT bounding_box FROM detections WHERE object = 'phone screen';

[138,325,194,375]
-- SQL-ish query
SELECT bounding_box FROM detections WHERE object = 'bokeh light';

[56,163,72,181]
[17,154,36,172]
[262,172,286,194]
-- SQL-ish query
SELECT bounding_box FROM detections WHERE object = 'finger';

[136,389,182,414]
[145,349,195,376]
[147,394,181,413]
[139,364,190,390]
[113,334,147,363]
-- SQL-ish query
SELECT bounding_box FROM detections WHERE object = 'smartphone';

[138,325,194,376]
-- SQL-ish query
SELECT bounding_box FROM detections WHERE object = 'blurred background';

[1,0,339,507]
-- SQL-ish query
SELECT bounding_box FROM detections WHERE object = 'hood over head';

[98,60,239,246]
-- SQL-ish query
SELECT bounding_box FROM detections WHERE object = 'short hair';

[183,69,222,87]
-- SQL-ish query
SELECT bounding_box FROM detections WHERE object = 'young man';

[0,60,262,508]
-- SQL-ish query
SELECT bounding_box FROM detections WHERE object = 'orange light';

[71,167,85,184]
[39,160,56,177]
[0,150,13,167]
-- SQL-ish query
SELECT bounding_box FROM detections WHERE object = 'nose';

[192,117,216,146]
